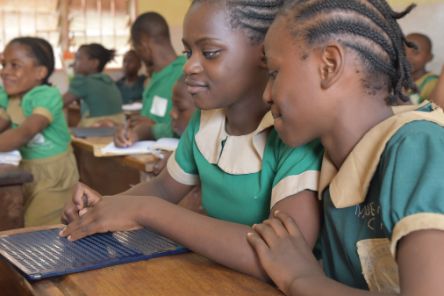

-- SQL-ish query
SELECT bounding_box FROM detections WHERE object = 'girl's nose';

[263,79,273,106]
[183,54,203,76]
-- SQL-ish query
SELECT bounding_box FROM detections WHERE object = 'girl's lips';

[186,85,208,95]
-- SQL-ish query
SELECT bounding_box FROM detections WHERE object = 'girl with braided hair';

[247,0,444,294]
[61,0,322,280]
[0,37,79,226]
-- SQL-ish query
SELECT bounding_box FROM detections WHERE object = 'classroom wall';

[137,0,190,54]
[137,0,443,75]
[393,1,444,75]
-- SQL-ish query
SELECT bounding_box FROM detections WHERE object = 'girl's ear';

[34,65,48,82]
[319,43,344,89]
[259,44,267,69]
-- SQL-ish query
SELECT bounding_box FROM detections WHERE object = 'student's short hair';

[9,37,55,85]
[191,0,286,45]
[280,0,417,104]
[408,32,433,54]
[79,43,116,72]
[131,12,170,42]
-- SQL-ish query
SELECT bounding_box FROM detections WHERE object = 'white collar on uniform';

[319,105,444,208]
[195,109,274,175]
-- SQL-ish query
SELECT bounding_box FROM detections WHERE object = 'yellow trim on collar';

[194,109,274,174]
[32,107,53,123]
[319,107,444,208]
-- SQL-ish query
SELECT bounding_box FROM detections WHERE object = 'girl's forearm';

[133,195,270,280]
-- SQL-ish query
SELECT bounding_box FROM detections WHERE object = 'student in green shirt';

[246,1,444,295]
[63,43,124,127]
[61,0,323,280]
[0,37,78,226]
[115,49,147,104]
[113,12,186,144]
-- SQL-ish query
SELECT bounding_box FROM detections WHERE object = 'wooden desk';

[0,165,33,231]
[71,137,158,195]
[0,226,283,296]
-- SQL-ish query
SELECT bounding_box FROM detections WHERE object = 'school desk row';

[0,225,283,296]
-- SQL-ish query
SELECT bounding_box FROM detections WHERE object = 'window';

[0,0,136,69]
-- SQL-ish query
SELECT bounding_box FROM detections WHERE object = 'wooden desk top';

[0,227,283,296]
[71,137,158,173]
[0,164,33,186]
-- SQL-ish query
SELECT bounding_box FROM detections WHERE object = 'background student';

[61,0,322,280]
[406,32,438,104]
[0,37,78,226]
[114,12,186,142]
[116,49,147,104]
[246,1,444,295]
[430,65,444,108]
[63,43,124,127]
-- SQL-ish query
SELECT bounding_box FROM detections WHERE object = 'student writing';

[246,1,444,294]
[114,12,186,143]
[61,0,322,280]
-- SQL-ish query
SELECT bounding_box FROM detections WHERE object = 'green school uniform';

[318,103,444,293]
[410,72,438,104]
[141,55,186,139]
[69,73,123,118]
[167,109,323,225]
[18,85,79,226]
[0,86,9,121]
[20,85,72,159]
[116,75,146,104]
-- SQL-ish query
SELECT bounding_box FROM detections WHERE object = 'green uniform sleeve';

[151,122,174,139]
[23,86,63,122]
[0,87,8,109]
[166,110,200,185]
[68,75,87,98]
[270,135,323,207]
[379,122,444,255]
[0,87,9,121]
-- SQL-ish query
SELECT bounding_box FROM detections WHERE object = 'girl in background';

[63,43,124,127]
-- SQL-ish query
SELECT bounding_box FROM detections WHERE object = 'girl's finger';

[246,231,271,258]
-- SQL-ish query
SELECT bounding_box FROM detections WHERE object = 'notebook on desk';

[0,228,187,281]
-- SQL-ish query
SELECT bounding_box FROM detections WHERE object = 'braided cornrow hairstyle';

[280,0,417,104]
[191,0,286,44]
[80,43,116,72]
[10,37,55,85]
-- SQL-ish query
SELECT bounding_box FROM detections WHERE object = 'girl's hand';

[60,195,144,240]
[113,125,138,147]
[247,211,324,295]
[61,182,102,224]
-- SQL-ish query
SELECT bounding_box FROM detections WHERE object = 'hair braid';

[282,0,416,104]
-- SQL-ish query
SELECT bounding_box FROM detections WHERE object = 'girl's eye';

[203,50,220,59]
[183,50,192,59]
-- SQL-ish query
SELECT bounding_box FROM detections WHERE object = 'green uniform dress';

[167,109,323,225]
[0,86,9,121]
[69,73,124,126]
[318,103,444,293]
[116,75,146,104]
[17,85,79,226]
[141,55,186,139]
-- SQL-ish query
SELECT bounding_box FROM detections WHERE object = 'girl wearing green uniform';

[0,37,79,226]
[247,1,444,295]
[63,43,124,127]
[61,0,323,280]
